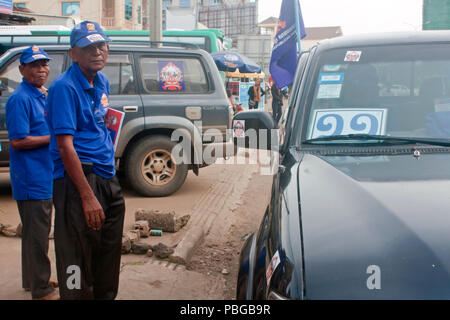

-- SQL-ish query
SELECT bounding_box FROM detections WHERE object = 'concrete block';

[169,226,205,265]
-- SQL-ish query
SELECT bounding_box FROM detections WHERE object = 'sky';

[258,0,424,35]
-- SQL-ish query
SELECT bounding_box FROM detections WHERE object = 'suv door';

[0,51,66,168]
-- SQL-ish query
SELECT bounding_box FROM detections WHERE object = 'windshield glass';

[304,44,450,144]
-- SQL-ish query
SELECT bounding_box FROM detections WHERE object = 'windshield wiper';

[303,134,450,147]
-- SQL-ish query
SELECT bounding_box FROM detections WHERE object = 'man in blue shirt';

[6,46,59,300]
[46,21,125,300]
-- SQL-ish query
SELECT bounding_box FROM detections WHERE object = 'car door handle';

[123,106,139,112]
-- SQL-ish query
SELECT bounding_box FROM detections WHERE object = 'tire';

[125,135,188,197]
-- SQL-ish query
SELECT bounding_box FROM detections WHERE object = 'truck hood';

[298,152,450,299]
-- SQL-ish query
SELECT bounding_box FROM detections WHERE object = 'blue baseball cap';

[70,20,110,48]
[20,46,51,65]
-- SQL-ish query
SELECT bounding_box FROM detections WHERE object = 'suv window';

[139,56,209,94]
[0,53,65,97]
[102,53,136,95]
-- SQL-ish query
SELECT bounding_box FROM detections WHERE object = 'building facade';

[13,0,143,30]
[198,0,257,43]
[239,17,343,75]
[158,0,258,41]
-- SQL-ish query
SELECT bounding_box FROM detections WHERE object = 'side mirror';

[232,110,278,151]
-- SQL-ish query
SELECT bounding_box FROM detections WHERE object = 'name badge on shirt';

[94,93,109,124]
[94,106,107,124]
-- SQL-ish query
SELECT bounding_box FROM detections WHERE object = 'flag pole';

[294,0,302,54]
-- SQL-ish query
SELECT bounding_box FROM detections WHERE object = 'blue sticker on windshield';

[308,108,388,140]
[318,73,344,84]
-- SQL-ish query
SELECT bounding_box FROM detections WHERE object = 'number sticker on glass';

[308,108,388,139]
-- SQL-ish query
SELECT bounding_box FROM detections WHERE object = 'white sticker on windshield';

[266,250,281,287]
[308,108,388,140]
[317,83,342,99]
[233,120,245,138]
[344,51,362,62]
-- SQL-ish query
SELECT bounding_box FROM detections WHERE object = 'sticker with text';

[317,83,343,99]
[318,73,345,84]
[323,64,342,72]
[233,120,245,138]
[344,51,362,62]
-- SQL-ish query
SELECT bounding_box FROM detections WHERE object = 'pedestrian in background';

[5,46,59,300]
[271,81,283,126]
[227,89,237,112]
[248,78,265,109]
[227,88,243,114]
[46,21,125,300]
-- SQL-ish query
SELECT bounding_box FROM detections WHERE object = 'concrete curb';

[169,226,205,265]
[168,158,258,265]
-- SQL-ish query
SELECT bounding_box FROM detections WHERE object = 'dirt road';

[0,149,273,299]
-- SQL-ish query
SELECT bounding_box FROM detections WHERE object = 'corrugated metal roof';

[259,16,279,26]
[258,16,342,40]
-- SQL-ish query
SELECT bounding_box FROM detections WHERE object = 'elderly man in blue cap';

[6,45,59,300]
[46,21,125,300]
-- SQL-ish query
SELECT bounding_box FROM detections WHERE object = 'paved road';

[0,149,274,299]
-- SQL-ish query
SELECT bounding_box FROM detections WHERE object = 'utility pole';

[149,0,162,47]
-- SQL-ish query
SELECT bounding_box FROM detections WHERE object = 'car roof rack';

[109,40,200,50]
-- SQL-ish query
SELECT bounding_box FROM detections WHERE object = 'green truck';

[423,0,450,30]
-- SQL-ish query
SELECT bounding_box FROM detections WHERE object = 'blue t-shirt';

[46,62,115,179]
[6,79,53,200]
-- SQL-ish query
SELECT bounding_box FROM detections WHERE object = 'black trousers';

[53,168,125,300]
[272,102,282,125]
[17,199,55,299]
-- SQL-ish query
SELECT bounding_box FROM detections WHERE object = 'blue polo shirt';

[46,62,115,179]
[6,78,53,200]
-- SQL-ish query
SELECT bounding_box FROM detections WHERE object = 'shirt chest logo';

[101,93,109,107]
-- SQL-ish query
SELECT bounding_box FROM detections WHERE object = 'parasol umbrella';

[211,51,261,74]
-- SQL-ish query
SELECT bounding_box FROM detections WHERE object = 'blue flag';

[269,0,306,89]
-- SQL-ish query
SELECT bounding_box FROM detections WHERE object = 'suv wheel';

[125,135,188,197]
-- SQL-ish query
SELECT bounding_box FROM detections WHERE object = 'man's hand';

[57,134,105,230]
[81,195,105,231]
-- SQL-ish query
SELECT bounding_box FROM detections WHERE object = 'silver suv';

[0,44,234,196]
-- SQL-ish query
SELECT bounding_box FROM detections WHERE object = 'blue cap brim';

[21,55,51,64]
[74,34,111,48]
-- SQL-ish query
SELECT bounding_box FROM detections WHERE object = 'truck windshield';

[303,44,450,144]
